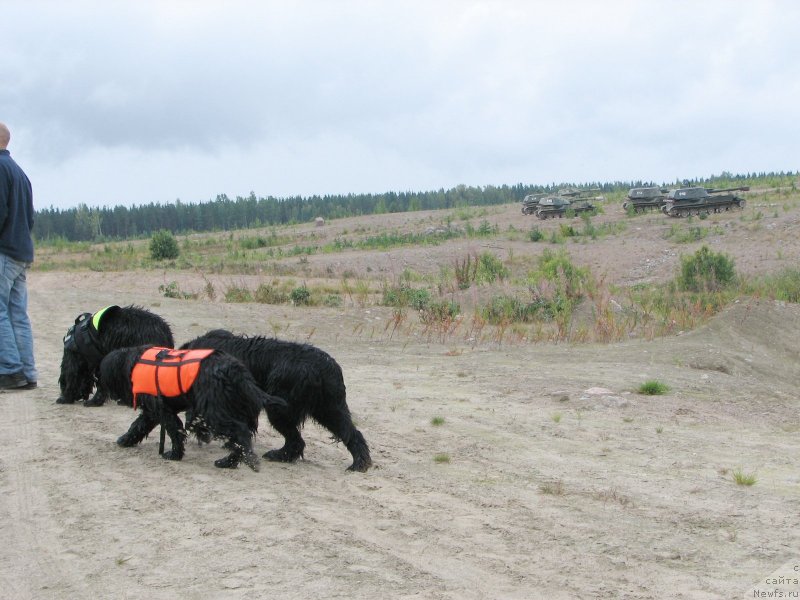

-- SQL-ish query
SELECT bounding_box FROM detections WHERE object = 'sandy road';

[0,270,799,599]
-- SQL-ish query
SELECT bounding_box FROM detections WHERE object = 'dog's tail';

[238,374,288,412]
[258,390,288,411]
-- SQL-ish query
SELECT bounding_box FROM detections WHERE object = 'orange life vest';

[131,347,215,408]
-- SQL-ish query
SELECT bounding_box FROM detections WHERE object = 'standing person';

[0,122,37,390]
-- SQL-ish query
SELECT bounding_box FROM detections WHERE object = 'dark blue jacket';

[0,149,34,263]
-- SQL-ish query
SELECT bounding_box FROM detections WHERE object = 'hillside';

[2,187,800,599]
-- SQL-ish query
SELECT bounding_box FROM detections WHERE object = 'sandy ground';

[2,199,800,599]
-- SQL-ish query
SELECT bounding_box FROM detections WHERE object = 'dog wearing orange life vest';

[99,345,287,471]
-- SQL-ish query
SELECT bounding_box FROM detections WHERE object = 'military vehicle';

[521,192,548,214]
[522,188,603,218]
[557,187,602,199]
[534,196,596,219]
[661,186,749,218]
[623,186,669,213]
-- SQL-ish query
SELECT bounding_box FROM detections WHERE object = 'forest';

[33,171,796,242]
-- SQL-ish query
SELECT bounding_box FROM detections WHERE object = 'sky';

[2,0,798,211]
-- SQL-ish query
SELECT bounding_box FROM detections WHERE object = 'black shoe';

[20,381,37,390]
[0,372,28,390]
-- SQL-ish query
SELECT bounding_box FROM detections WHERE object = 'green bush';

[239,235,270,250]
[409,288,432,309]
[477,220,495,236]
[529,227,544,242]
[559,224,577,238]
[254,283,289,304]
[743,268,800,303]
[677,245,736,292]
[149,230,180,260]
[224,284,253,303]
[158,281,195,299]
[382,284,431,309]
[323,294,343,307]
[638,380,670,395]
[290,286,312,306]
[476,252,509,284]
[419,300,460,324]
[529,249,591,303]
[480,294,552,324]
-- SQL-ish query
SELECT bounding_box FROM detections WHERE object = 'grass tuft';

[638,380,670,395]
[539,480,565,495]
[732,468,757,486]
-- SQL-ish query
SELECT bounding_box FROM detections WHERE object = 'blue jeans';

[0,253,37,381]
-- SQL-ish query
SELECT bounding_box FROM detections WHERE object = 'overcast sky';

[2,0,798,211]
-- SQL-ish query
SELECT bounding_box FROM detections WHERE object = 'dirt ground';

[2,199,800,599]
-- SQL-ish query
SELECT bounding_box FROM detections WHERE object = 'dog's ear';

[92,305,121,332]
[73,312,92,326]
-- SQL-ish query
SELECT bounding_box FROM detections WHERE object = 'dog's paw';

[214,453,241,469]
[263,448,303,463]
[116,434,139,447]
[55,396,76,404]
[84,397,106,407]
[161,450,183,461]
[347,457,373,473]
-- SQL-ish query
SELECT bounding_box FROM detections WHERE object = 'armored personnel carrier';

[535,196,596,219]
[661,186,749,218]
[623,186,668,213]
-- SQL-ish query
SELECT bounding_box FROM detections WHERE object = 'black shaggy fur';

[99,346,287,470]
[57,306,174,406]
[181,329,372,472]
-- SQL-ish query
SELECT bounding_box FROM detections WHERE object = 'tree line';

[32,171,798,243]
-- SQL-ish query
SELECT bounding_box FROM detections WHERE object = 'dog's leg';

[160,411,186,461]
[312,405,373,472]
[263,407,305,463]
[214,424,260,471]
[85,373,110,407]
[185,408,213,445]
[117,412,159,447]
[344,430,372,472]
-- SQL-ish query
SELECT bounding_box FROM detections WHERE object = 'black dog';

[181,329,372,472]
[58,305,174,406]
[99,345,287,470]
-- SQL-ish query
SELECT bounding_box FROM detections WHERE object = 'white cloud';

[2,0,798,209]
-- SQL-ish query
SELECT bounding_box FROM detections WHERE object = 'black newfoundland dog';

[99,345,287,471]
[181,329,372,472]
[57,305,174,406]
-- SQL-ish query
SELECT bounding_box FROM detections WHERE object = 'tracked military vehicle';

[661,186,749,218]
[623,186,669,213]
[557,187,602,199]
[523,188,602,218]
[535,196,596,219]
[521,193,548,214]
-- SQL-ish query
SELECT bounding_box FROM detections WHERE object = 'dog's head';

[98,346,143,407]
[57,316,97,403]
[57,308,121,403]
[58,349,96,403]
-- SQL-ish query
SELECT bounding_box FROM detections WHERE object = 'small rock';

[584,387,614,396]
